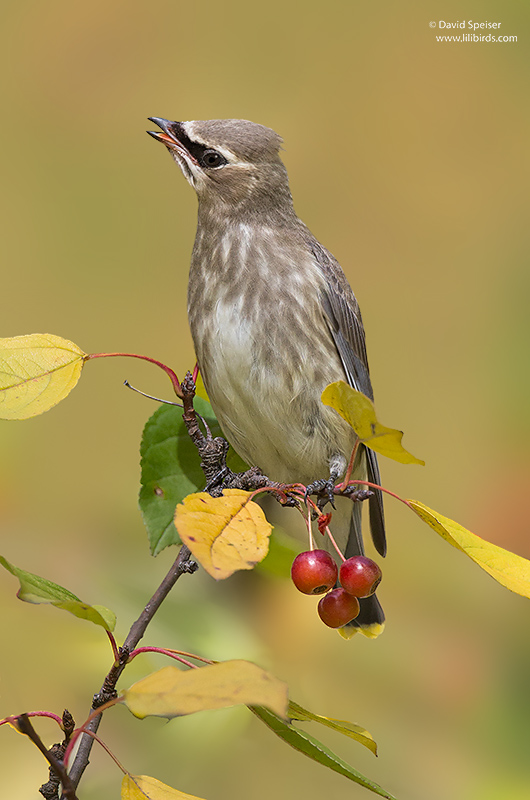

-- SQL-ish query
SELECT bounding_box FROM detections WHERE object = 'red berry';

[291,550,338,595]
[339,556,382,598]
[318,588,360,628]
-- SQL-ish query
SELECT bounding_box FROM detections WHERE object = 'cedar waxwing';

[148,117,386,637]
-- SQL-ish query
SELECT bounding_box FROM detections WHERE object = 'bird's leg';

[201,439,231,496]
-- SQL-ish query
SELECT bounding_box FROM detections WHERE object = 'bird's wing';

[307,238,373,398]
[306,235,387,557]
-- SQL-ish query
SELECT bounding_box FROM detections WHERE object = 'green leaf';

[408,500,530,598]
[288,700,377,756]
[122,661,288,719]
[250,706,397,799]
[0,556,116,631]
[321,381,424,465]
[0,334,85,420]
[139,398,247,555]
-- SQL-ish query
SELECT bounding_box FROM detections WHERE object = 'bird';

[147,117,386,638]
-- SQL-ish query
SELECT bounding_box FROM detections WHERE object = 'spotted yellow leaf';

[122,660,288,719]
[0,333,85,419]
[409,500,530,598]
[174,489,272,579]
[122,774,206,799]
[321,381,424,465]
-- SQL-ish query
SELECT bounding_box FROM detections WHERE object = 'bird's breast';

[186,221,354,482]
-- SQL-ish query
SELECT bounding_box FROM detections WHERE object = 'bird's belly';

[195,303,355,484]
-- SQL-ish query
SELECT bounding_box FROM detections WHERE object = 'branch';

[63,545,197,795]
[17,714,78,800]
[62,370,283,796]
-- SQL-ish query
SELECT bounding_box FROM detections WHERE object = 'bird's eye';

[200,149,227,169]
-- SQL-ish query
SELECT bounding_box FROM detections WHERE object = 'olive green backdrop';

[1,1,529,798]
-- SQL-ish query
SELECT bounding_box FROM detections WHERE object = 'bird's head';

[147,117,292,215]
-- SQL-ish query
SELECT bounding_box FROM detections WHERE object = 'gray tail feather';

[365,446,387,558]
[344,502,385,632]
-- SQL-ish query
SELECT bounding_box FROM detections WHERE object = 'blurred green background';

[1,1,529,798]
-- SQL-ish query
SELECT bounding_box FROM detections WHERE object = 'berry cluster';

[291,550,382,629]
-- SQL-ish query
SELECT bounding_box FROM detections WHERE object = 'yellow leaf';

[321,381,424,465]
[174,490,272,579]
[122,774,206,800]
[121,660,288,720]
[0,333,85,419]
[409,500,530,598]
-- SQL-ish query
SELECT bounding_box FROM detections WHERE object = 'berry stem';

[306,505,316,551]
[323,526,346,562]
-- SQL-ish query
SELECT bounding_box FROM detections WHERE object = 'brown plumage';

[148,117,386,637]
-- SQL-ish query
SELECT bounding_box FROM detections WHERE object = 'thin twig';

[63,545,197,795]
[17,714,79,800]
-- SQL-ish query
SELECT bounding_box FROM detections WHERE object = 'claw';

[305,477,337,510]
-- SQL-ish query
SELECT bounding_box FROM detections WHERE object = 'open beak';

[147,117,197,164]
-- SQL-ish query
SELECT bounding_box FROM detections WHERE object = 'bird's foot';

[341,486,373,503]
[305,477,337,511]
[218,465,275,493]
